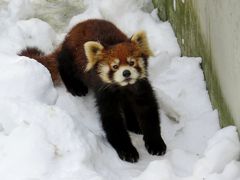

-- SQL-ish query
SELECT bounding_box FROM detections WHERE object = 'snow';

[0,0,239,180]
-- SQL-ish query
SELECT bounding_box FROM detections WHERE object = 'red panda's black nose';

[123,70,131,78]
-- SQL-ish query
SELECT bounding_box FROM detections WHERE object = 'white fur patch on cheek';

[138,58,147,78]
[98,64,112,83]
[129,67,139,80]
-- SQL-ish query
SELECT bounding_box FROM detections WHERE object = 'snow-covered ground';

[0,0,239,180]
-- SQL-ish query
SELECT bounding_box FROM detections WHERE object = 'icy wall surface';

[0,0,239,180]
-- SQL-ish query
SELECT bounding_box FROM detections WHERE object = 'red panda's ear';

[84,41,104,71]
[131,31,154,57]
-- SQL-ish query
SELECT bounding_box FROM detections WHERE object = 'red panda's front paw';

[117,145,139,163]
[145,138,167,156]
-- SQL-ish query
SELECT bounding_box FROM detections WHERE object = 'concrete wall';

[153,0,240,130]
[194,0,240,129]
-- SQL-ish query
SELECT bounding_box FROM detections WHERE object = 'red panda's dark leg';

[95,89,139,163]
[121,98,142,134]
[58,47,88,96]
[133,80,167,156]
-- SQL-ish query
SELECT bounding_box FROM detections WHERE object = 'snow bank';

[0,99,101,180]
[0,19,56,55]
[0,0,239,180]
[194,126,240,178]
[0,55,57,104]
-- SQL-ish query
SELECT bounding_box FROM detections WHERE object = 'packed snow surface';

[0,0,239,180]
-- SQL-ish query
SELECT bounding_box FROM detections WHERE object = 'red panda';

[19,19,166,163]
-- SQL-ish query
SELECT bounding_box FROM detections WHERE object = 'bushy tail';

[19,47,60,84]
[18,47,45,59]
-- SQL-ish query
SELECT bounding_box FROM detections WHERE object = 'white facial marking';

[129,79,136,84]
[114,59,120,64]
[138,57,146,78]
[98,63,112,83]
[120,81,128,86]
[111,59,120,70]
[113,66,139,86]
[127,57,136,66]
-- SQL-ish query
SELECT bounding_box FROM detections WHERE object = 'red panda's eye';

[129,61,134,66]
[113,65,119,70]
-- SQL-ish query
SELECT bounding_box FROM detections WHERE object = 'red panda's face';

[84,31,153,87]
[96,43,147,86]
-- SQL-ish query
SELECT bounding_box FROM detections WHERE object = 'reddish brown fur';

[102,42,142,66]
[57,19,140,89]
[64,20,129,75]
[19,19,144,87]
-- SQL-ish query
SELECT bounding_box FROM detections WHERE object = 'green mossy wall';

[152,0,235,127]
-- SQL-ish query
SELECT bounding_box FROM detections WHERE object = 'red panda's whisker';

[98,84,112,92]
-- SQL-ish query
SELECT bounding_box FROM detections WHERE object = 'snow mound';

[194,126,240,177]
[0,55,57,104]
[0,0,239,180]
